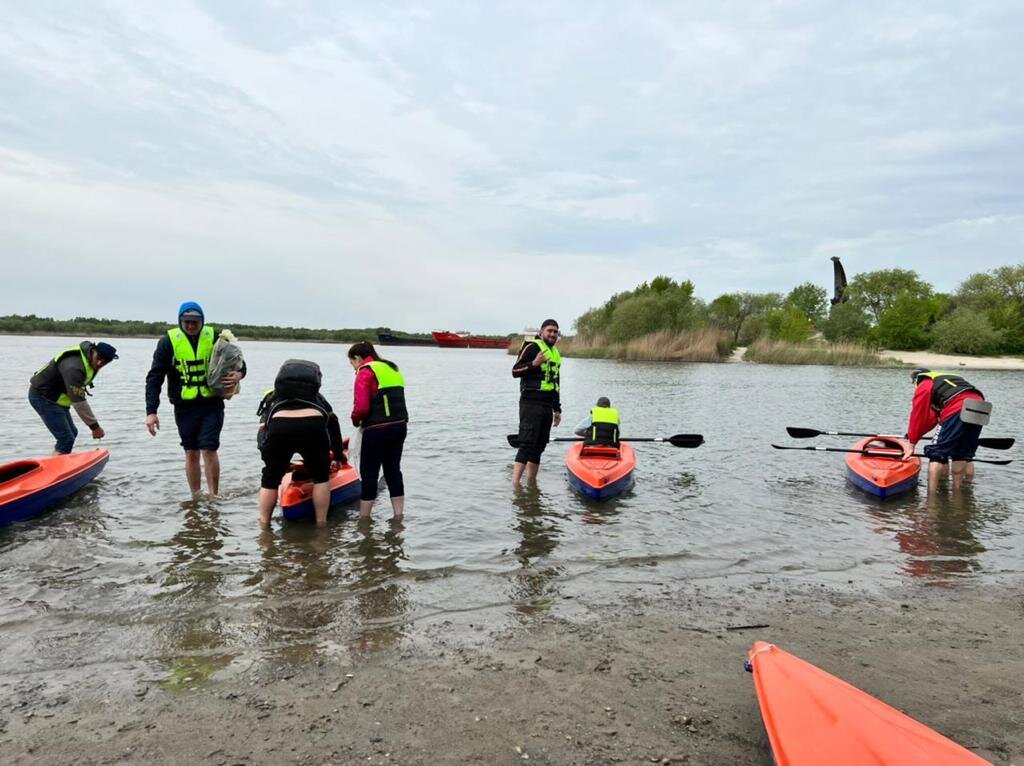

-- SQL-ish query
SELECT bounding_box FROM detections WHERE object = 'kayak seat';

[579,445,621,459]
[0,461,41,486]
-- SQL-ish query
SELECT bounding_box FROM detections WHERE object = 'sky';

[1,1,1022,333]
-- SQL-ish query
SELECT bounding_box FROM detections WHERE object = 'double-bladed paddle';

[770,443,1013,465]
[785,427,1014,451]
[506,433,704,449]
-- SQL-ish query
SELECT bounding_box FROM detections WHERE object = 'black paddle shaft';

[785,427,1014,451]
[506,433,704,449]
[770,443,1012,465]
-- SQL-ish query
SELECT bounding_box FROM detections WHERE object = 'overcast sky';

[2,1,1022,333]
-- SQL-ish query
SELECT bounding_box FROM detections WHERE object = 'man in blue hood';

[145,301,244,497]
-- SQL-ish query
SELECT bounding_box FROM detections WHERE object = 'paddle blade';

[978,437,1014,450]
[668,434,704,448]
[785,427,823,439]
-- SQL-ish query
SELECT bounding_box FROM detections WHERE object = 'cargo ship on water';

[377,332,436,347]
[432,330,513,350]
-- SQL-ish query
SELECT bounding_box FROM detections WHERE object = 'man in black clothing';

[511,319,562,485]
[145,301,243,497]
[29,341,118,454]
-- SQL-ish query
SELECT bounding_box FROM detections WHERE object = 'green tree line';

[0,315,433,343]
[573,263,1024,355]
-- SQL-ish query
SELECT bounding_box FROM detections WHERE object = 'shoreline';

[879,349,1024,371]
[4,579,1020,764]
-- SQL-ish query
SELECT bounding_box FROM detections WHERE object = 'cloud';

[1,1,1023,329]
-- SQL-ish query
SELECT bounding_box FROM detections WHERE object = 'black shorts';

[260,416,331,490]
[515,400,554,464]
[922,409,983,464]
[174,399,225,451]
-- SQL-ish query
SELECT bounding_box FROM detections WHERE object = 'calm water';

[1,335,1022,686]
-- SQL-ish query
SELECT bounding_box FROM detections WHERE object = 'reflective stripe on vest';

[168,326,215,400]
[918,371,982,415]
[587,405,619,446]
[520,338,561,392]
[361,360,408,426]
[50,345,94,408]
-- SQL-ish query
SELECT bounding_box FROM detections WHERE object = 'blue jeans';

[28,389,77,453]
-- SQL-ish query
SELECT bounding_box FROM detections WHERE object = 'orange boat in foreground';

[745,641,990,765]
[0,449,109,526]
[845,436,920,498]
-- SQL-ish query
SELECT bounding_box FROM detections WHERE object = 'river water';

[1,335,1022,689]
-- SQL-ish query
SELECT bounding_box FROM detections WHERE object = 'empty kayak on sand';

[845,436,920,498]
[745,641,990,765]
[279,460,361,521]
[565,442,635,500]
[0,449,109,526]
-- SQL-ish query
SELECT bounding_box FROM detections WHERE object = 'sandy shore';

[3,580,1021,765]
[881,349,1024,371]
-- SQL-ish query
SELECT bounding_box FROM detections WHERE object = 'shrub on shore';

[561,329,731,362]
[743,339,900,366]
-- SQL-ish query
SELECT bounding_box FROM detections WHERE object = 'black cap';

[540,318,559,330]
[95,342,118,361]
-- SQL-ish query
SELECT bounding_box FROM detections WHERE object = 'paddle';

[506,433,704,449]
[770,443,1013,465]
[785,427,1014,451]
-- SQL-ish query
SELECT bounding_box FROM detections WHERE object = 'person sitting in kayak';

[28,341,118,454]
[257,359,344,528]
[906,368,990,490]
[573,397,620,448]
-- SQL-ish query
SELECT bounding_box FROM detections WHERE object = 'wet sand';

[4,580,1021,765]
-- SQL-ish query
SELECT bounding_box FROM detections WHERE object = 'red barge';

[432,330,512,350]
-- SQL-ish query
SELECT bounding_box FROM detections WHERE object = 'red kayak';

[845,436,920,498]
[746,641,990,765]
[565,442,636,500]
[279,459,361,521]
[0,449,110,526]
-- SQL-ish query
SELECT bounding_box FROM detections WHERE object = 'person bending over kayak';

[573,396,620,448]
[906,368,990,490]
[511,319,562,484]
[347,341,407,520]
[29,341,118,454]
[257,359,344,528]
[145,301,244,498]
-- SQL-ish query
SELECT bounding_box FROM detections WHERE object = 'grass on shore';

[743,338,903,366]
[559,329,732,362]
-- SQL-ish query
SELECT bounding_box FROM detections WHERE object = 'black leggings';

[360,422,406,501]
[260,416,331,490]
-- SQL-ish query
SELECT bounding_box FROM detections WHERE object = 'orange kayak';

[280,459,361,521]
[746,641,990,765]
[845,436,920,498]
[565,442,635,500]
[0,449,109,526]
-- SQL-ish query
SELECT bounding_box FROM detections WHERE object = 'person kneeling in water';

[258,359,344,527]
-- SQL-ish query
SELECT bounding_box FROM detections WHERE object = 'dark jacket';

[30,341,95,404]
[511,341,561,412]
[146,331,246,414]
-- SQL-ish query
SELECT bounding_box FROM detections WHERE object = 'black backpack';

[256,359,327,449]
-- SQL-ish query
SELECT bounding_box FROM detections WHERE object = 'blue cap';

[94,342,118,361]
[178,301,205,323]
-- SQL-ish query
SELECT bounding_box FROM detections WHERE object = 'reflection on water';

[509,487,567,615]
[158,504,234,688]
[864,484,1013,584]
[348,518,409,653]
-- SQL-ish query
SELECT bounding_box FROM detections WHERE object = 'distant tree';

[708,292,782,345]
[871,293,946,350]
[845,269,933,325]
[930,307,1004,355]
[952,264,1024,353]
[820,301,871,342]
[785,282,828,325]
[766,305,815,343]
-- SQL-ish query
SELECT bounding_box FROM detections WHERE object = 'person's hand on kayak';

[146,414,160,436]
[91,425,105,439]
[903,441,915,459]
